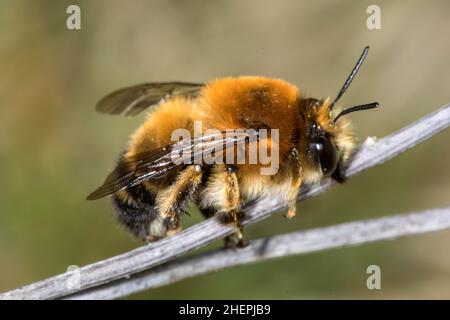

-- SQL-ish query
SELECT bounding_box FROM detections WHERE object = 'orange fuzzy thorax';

[198,76,301,160]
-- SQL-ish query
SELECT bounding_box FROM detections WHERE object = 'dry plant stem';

[66,206,450,299]
[0,104,449,300]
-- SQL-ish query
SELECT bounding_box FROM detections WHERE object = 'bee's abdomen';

[112,184,158,240]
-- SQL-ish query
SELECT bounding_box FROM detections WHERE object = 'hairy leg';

[285,148,303,219]
[199,164,248,248]
[151,165,203,241]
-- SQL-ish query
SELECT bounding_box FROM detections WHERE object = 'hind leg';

[199,164,248,248]
[113,165,203,242]
[151,165,203,241]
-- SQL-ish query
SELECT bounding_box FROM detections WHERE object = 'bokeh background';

[1,0,449,299]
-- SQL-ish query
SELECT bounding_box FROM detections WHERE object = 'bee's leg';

[200,164,248,248]
[199,206,247,248]
[153,165,203,241]
[285,176,302,219]
[224,223,248,248]
[285,148,303,219]
[220,165,248,248]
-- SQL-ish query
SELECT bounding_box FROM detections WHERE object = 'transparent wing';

[96,82,203,117]
[86,131,258,200]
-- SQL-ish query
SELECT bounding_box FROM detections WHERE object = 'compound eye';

[311,137,338,176]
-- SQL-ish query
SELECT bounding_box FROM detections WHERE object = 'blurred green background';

[1,0,449,299]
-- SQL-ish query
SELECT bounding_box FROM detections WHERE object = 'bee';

[87,46,379,247]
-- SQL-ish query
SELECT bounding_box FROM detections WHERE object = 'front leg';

[285,148,302,219]
[285,176,302,219]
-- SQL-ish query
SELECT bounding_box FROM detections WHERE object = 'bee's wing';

[86,149,171,200]
[86,131,257,200]
[96,82,204,117]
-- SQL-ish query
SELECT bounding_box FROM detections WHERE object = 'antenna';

[333,102,379,123]
[329,46,370,110]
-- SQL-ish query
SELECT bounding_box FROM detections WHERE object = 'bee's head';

[307,99,339,177]
[300,97,378,182]
[300,98,345,180]
[299,47,379,182]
